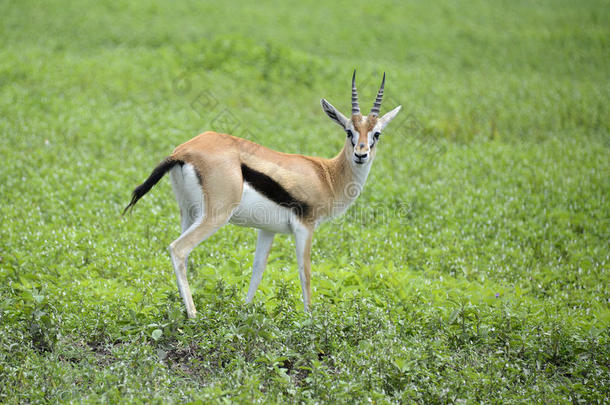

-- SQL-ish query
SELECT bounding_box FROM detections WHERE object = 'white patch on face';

[369,123,384,148]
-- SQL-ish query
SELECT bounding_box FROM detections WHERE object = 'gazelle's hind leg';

[168,162,243,318]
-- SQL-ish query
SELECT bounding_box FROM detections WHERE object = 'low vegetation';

[0,0,608,402]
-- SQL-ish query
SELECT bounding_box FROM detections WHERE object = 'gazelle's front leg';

[246,229,275,303]
[293,225,313,311]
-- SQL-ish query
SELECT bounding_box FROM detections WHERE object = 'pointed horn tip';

[351,69,360,114]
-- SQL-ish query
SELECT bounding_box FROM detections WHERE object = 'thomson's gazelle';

[124,71,401,318]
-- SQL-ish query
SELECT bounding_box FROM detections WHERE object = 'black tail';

[122,157,181,215]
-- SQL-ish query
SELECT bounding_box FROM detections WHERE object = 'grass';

[0,0,609,402]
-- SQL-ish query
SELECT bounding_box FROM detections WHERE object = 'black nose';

[354,151,368,159]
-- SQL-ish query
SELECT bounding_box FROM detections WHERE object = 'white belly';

[229,183,293,233]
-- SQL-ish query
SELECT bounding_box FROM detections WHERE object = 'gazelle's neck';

[325,142,373,219]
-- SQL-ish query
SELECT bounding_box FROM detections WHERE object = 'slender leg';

[168,161,243,318]
[294,225,313,311]
[179,202,202,270]
[246,229,275,303]
[169,217,227,319]
[168,189,241,319]
[169,165,207,318]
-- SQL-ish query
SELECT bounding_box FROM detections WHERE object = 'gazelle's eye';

[346,130,356,146]
[373,131,381,139]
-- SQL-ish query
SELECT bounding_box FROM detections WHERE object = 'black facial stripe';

[370,132,380,148]
[346,130,356,146]
[241,164,310,217]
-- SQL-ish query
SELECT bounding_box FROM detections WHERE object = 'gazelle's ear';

[378,105,402,131]
[321,99,349,129]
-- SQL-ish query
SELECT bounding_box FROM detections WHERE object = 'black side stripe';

[241,164,310,217]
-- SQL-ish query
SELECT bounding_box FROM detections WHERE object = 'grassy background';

[0,0,608,402]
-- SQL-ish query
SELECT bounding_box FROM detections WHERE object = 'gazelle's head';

[321,70,401,166]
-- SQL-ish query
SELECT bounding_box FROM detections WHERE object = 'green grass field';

[1,0,609,402]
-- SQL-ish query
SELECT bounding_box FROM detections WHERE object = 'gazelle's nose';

[355,143,369,157]
[354,145,369,164]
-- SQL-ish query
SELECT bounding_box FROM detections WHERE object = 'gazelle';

[124,71,401,318]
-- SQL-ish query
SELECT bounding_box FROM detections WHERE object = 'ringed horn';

[351,69,360,116]
[370,72,386,117]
